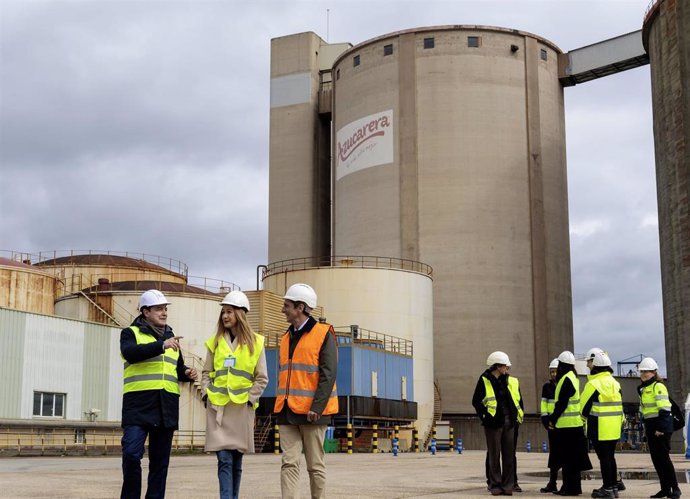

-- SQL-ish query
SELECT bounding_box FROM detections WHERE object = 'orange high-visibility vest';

[273,322,338,415]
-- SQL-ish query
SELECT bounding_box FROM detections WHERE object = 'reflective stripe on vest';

[541,397,555,416]
[273,322,338,415]
[640,381,671,420]
[581,372,623,440]
[481,376,523,424]
[554,371,582,428]
[122,326,180,395]
[204,333,264,408]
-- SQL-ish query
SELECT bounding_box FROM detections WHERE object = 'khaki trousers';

[280,424,326,499]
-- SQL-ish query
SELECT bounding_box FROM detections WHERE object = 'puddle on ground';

[525,470,690,483]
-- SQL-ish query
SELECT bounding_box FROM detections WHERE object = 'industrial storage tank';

[0,256,57,315]
[262,257,435,436]
[331,26,573,414]
[33,251,188,294]
[643,0,690,405]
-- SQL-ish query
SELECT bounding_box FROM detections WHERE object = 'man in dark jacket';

[120,289,197,499]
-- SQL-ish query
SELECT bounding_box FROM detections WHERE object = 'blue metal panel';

[264,348,279,397]
[336,345,352,395]
[263,345,413,400]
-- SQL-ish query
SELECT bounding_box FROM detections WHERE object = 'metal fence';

[0,429,207,456]
[263,255,433,279]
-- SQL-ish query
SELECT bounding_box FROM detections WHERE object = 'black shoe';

[542,483,558,493]
[591,488,614,498]
[514,485,522,493]
[555,490,581,497]
[650,491,671,499]
[616,480,626,492]
[670,487,681,499]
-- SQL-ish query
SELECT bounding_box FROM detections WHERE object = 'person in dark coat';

[547,351,592,496]
[120,290,198,499]
[637,357,681,499]
[472,351,523,496]
[540,358,560,493]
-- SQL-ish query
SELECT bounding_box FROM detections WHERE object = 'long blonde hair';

[214,306,256,355]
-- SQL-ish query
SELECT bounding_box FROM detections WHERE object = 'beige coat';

[201,332,268,453]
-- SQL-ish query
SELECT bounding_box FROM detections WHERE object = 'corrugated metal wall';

[263,344,413,401]
[0,309,26,418]
[0,307,121,422]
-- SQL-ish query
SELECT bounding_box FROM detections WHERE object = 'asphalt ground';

[0,450,688,498]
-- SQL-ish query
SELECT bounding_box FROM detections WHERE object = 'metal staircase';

[77,290,123,326]
[254,416,273,453]
[422,379,443,450]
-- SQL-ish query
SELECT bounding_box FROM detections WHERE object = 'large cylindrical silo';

[332,26,573,414]
[643,0,690,403]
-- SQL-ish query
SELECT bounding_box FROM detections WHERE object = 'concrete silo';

[643,0,690,403]
[270,26,573,416]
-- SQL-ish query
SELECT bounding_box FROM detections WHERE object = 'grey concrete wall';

[645,0,690,404]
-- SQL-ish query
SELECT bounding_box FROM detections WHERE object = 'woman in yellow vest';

[580,352,623,498]
[202,291,268,499]
[471,351,523,496]
[547,351,592,496]
[637,357,681,499]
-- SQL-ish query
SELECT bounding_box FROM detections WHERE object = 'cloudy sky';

[0,0,663,371]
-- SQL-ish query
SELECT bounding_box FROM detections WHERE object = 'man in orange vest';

[274,283,338,499]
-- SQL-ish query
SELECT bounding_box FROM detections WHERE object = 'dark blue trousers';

[121,425,175,499]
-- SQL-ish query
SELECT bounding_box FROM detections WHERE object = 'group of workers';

[118,284,682,499]
[473,348,682,499]
[119,284,337,499]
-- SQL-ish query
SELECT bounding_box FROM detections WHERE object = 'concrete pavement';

[0,450,688,498]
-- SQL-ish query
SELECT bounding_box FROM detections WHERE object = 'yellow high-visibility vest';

[541,383,555,416]
[554,371,582,428]
[640,381,671,420]
[580,371,623,440]
[122,326,180,395]
[205,333,264,409]
[481,375,524,424]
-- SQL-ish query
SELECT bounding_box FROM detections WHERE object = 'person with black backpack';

[637,357,682,499]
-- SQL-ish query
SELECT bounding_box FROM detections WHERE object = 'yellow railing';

[262,326,413,356]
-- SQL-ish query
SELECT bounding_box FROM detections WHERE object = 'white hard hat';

[592,351,612,367]
[639,357,659,371]
[586,347,605,360]
[283,283,317,309]
[486,351,511,367]
[138,289,171,311]
[557,350,575,365]
[220,290,250,312]
[549,358,559,369]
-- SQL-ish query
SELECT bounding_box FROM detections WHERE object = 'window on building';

[468,36,480,48]
[424,37,435,49]
[33,392,65,417]
[353,55,360,67]
[383,44,393,56]
[74,429,86,444]
[540,48,548,61]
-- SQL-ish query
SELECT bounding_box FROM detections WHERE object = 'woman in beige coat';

[202,291,268,499]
